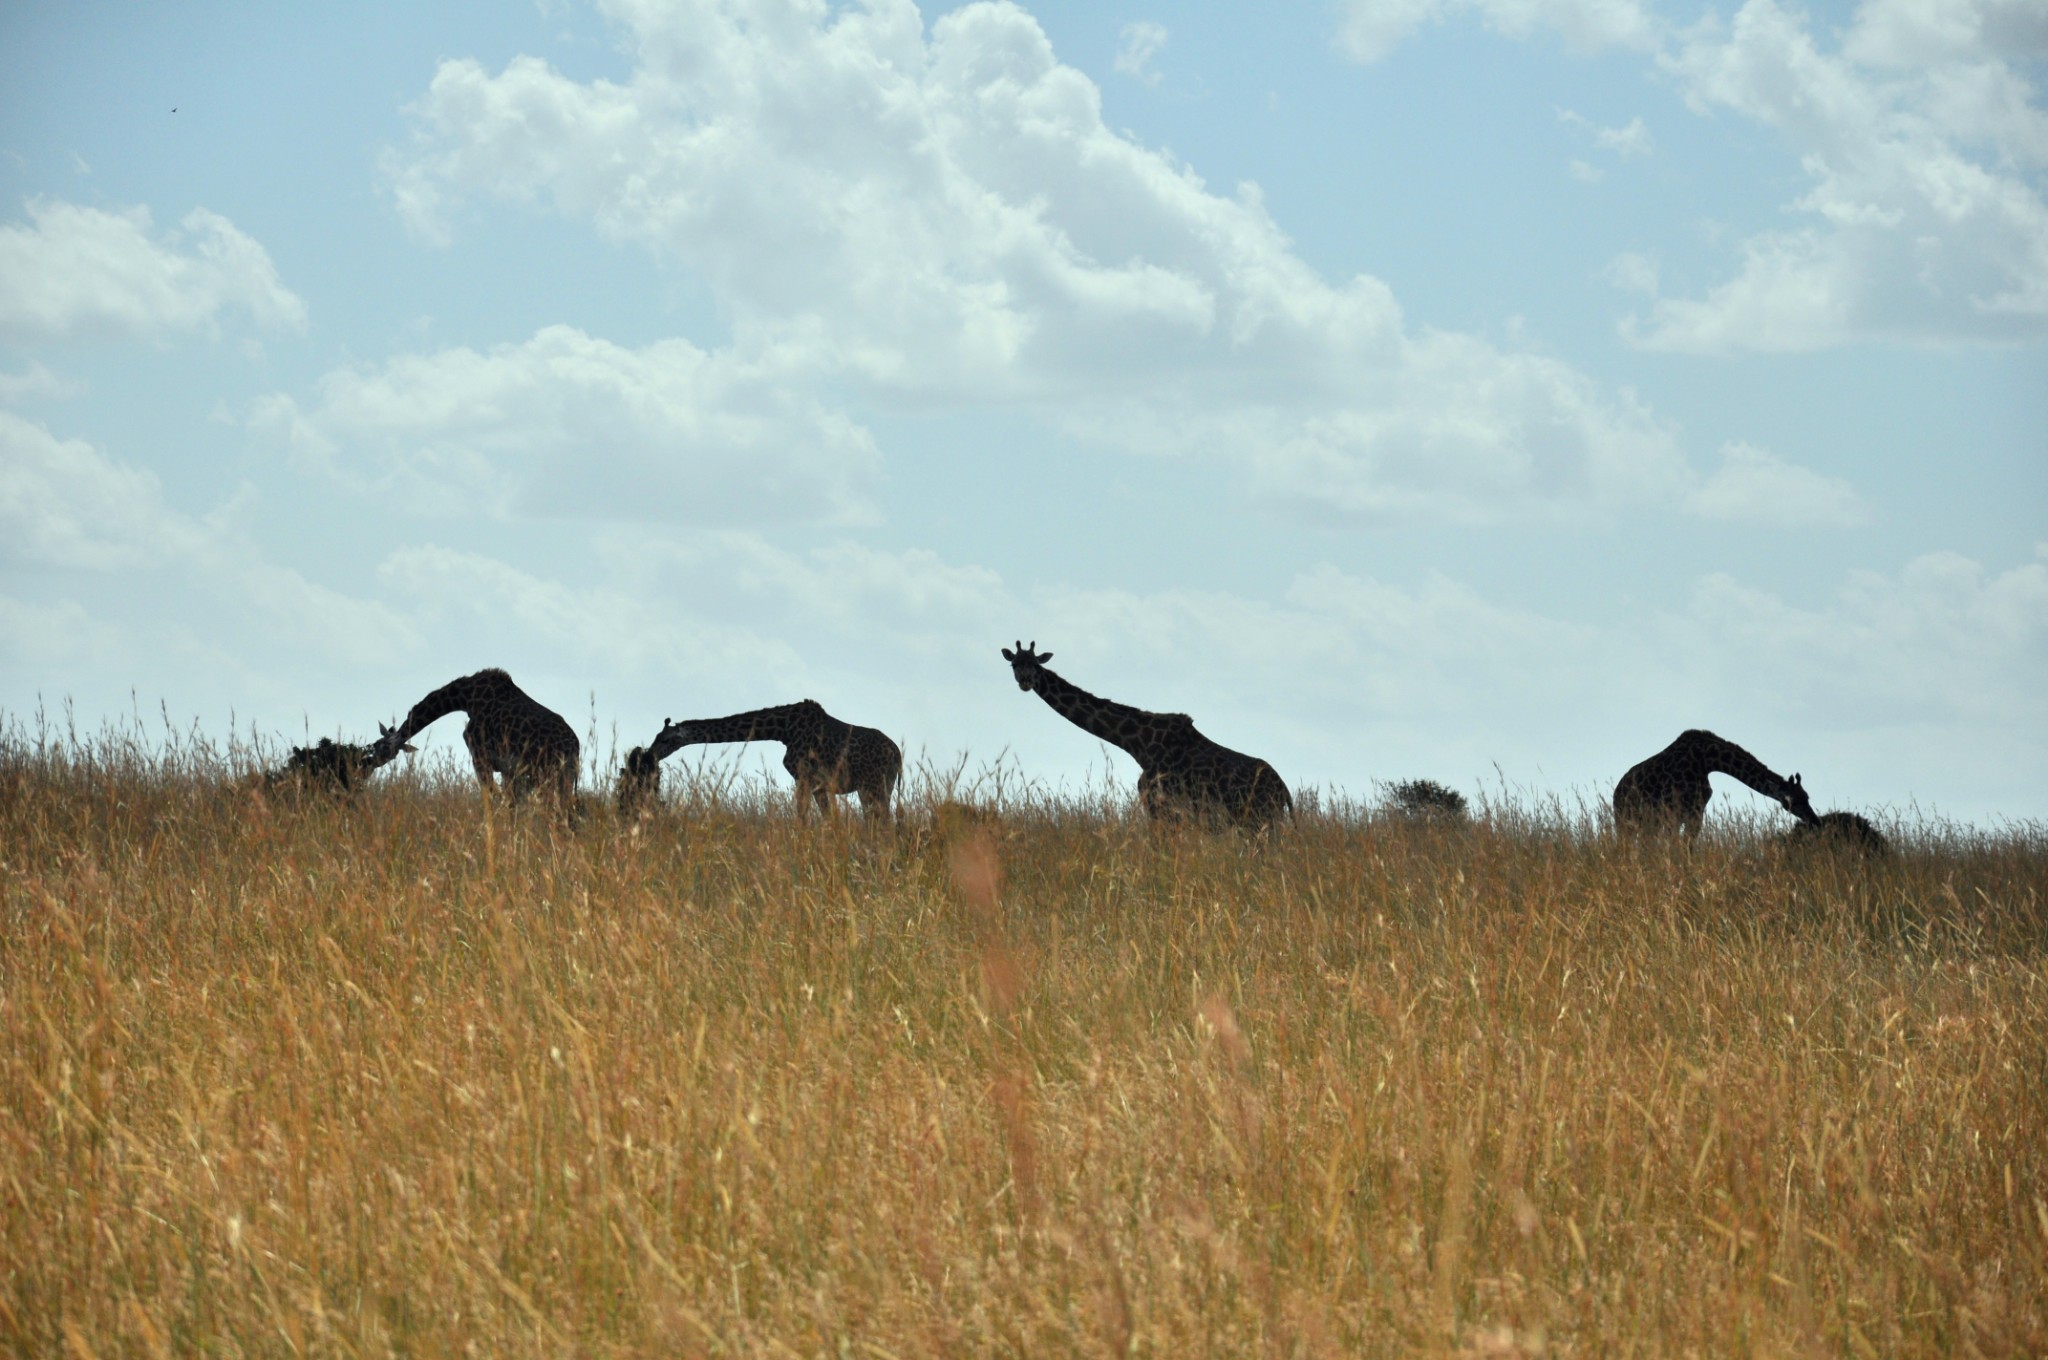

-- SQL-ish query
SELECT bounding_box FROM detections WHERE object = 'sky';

[2,0,2044,825]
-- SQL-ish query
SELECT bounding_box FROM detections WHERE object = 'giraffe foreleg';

[462,727,498,796]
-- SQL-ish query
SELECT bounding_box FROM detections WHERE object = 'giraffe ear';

[1001,647,1016,662]
[1791,773,1804,788]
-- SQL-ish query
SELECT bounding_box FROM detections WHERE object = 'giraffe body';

[1002,642,1290,830]
[641,700,900,821]
[616,744,663,817]
[1613,728,1818,839]
[369,668,579,806]
[261,736,409,795]
[1785,810,1888,857]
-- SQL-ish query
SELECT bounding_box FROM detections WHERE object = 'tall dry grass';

[2,720,2044,1356]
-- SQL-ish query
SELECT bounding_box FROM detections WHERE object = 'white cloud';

[0,595,128,669]
[0,410,418,663]
[1672,549,2048,730]
[1559,109,1653,157]
[1685,440,1872,527]
[382,0,1713,524]
[1339,0,2048,349]
[0,198,307,345]
[1629,0,2048,350]
[0,410,206,569]
[1604,250,1659,295]
[251,325,879,525]
[1336,0,1657,64]
[1114,21,1169,86]
[0,361,84,402]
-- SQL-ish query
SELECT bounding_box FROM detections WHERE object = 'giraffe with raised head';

[634,700,901,822]
[1612,728,1819,839]
[1002,641,1291,830]
[367,668,580,806]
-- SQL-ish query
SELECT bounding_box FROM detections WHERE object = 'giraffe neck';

[1028,667,1170,763]
[673,703,810,747]
[389,671,501,745]
[1695,733,1798,802]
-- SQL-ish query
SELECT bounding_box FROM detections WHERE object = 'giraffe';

[616,742,664,817]
[367,668,580,806]
[260,735,411,796]
[1612,728,1819,839]
[1002,641,1291,830]
[1785,810,1889,857]
[636,700,901,822]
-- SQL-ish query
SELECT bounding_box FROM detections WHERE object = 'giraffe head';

[365,722,423,767]
[360,724,417,768]
[617,744,662,810]
[1779,772,1818,824]
[1001,640,1053,691]
[647,718,689,763]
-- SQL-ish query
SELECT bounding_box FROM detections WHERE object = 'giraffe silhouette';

[1003,641,1290,830]
[616,742,665,818]
[259,735,410,795]
[1613,729,1819,839]
[634,700,900,822]
[368,668,579,806]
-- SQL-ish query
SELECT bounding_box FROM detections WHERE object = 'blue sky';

[3,0,2043,823]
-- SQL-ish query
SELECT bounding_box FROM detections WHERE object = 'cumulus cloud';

[1339,0,2048,349]
[0,198,307,345]
[1685,440,1872,527]
[1558,109,1653,158]
[1114,21,1169,86]
[0,361,84,402]
[1336,0,1657,64]
[250,325,880,525]
[381,0,1713,524]
[1672,549,2048,730]
[0,410,208,569]
[1629,0,2048,350]
[0,410,416,663]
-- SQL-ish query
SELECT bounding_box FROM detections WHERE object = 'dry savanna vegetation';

[4,721,2045,1357]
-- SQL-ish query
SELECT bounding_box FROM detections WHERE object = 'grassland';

[3,723,2045,1356]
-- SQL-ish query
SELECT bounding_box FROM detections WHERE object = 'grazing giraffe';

[1785,810,1889,857]
[616,742,664,817]
[368,668,579,806]
[1002,641,1291,830]
[260,735,410,796]
[1612,728,1819,839]
[638,700,901,822]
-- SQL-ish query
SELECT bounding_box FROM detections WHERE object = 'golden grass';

[3,727,2045,1356]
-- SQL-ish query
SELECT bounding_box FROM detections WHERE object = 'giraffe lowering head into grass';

[633,700,901,822]
[368,668,580,807]
[260,735,411,796]
[616,742,665,817]
[1612,728,1819,840]
[1002,641,1291,831]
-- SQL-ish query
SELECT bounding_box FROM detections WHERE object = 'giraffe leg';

[463,727,498,797]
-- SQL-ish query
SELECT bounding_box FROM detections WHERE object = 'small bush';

[1385,777,1469,820]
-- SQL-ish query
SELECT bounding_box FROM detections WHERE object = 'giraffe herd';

[261,642,1877,848]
